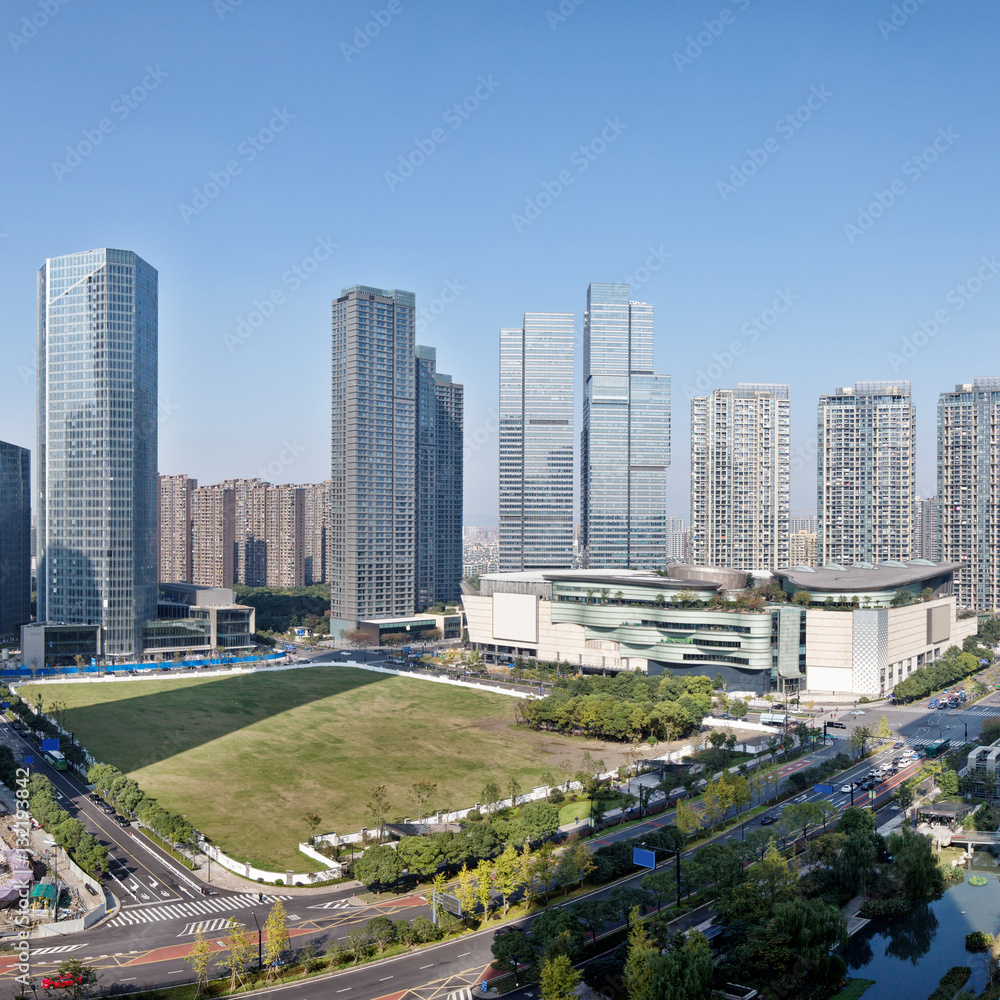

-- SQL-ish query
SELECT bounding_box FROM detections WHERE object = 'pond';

[845,851,1000,998]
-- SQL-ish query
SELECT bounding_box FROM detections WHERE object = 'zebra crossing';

[107,892,291,928]
[179,917,234,937]
[31,945,86,956]
[446,989,473,1000]
[306,899,354,910]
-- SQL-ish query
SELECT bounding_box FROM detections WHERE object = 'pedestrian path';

[446,989,473,1000]
[306,899,355,910]
[31,944,87,955]
[107,892,291,927]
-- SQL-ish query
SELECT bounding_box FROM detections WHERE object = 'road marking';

[420,964,434,969]
[337,989,352,993]
[458,952,470,957]
[120,979,136,983]
[168,970,185,974]
[380,977,393,981]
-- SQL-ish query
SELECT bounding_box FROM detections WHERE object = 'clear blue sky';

[2,0,998,525]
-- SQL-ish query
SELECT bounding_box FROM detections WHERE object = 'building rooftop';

[773,560,962,593]
[479,568,723,592]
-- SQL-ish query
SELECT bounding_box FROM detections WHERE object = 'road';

[0,682,994,997]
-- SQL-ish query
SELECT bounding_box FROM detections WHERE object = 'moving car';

[894,742,905,749]
[760,815,778,826]
[850,710,866,716]
[839,784,852,793]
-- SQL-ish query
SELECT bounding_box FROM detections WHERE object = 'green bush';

[927,968,971,1000]
[858,898,910,918]
[966,931,992,950]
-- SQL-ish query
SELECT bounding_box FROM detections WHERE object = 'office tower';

[0,442,30,641]
[302,481,330,585]
[330,286,417,630]
[431,366,463,603]
[37,249,158,657]
[666,517,688,562]
[789,530,818,568]
[498,313,575,572]
[265,484,304,587]
[939,379,1000,609]
[817,381,915,566]
[790,515,818,534]
[690,384,790,571]
[192,485,235,587]
[223,478,268,585]
[580,283,670,569]
[158,474,194,583]
[914,495,940,563]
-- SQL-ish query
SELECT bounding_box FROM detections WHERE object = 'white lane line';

[337,989,352,993]
[380,977,393,982]
[458,952,470,957]
[120,979,136,983]
[420,964,434,969]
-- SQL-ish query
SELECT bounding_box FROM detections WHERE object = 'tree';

[456,863,478,925]
[221,918,256,991]
[675,799,702,840]
[540,954,581,1000]
[412,779,437,819]
[51,959,99,1000]
[507,775,523,809]
[481,780,504,816]
[185,930,213,997]
[529,843,560,903]
[887,826,944,900]
[791,590,812,606]
[516,800,560,844]
[345,925,372,964]
[263,899,290,978]
[366,915,398,954]
[532,906,586,959]
[849,724,873,759]
[782,801,826,859]
[305,812,322,838]
[476,859,494,920]
[353,845,403,893]
[571,898,614,944]
[894,779,917,825]
[608,886,652,928]
[368,784,391,842]
[492,844,526,915]
[641,869,678,911]
[492,927,535,983]
[874,714,894,742]
[729,697,748,719]
[623,910,656,1000]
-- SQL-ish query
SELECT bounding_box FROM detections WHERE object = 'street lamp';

[251,910,263,969]
[637,843,682,907]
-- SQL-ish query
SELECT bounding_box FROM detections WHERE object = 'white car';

[839,784,852,793]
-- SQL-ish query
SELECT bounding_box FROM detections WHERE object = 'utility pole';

[638,843,682,907]
[251,911,262,969]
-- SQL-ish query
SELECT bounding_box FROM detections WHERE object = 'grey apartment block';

[191,484,235,587]
[817,381,915,566]
[0,441,30,641]
[938,379,1000,609]
[580,283,670,570]
[302,481,330,585]
[37,249,158,657]
[331,286,417,630]
[690,384,790,571]
[158,473,194,583]
[499,313,575,572]
[432,369,463,604]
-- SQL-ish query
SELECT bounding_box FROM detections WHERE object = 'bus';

[925,739,950,759]
[43,750,68,771]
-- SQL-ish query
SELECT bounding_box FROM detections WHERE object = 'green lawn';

[22,667,622,870]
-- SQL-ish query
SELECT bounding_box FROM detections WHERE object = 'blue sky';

[2,0,998,525]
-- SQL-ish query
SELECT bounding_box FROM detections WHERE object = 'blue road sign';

[633,847,656,869]
[1,702,8,709]
[41,738,59,751]
[980,659,990,665]
[814,783,834,794]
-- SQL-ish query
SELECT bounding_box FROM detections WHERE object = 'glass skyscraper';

[37,249,158,657]
[0,441,31,642]
[499,313,575,571]
[580,283,670,569]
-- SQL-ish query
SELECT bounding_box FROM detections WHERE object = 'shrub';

[464,809,483,822]
[966,931,992,951]
[858,898,910,919]
[549,790,565,804]
[927,968,971,1000]
[274,879,283,885]
[859,696,870,704]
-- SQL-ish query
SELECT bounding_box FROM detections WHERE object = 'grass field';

[21,666,639,870]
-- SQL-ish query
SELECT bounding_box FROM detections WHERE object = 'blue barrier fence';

[0,652,286,680]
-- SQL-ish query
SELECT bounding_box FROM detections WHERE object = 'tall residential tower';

[37,249,158,656]
[498,313,575,572]
[580,283,670,569]
[690,384,790,570]
[938,379,1000,609]
[817,381,915,566]
[0,441,30,642]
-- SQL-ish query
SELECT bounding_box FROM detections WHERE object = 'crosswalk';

[31,945,86,955]
[446,990,473,1000]
[179,917,233,937]
[107,892,291,928]
[306,899,354,910]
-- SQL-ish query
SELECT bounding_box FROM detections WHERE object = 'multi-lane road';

[0,676,994,997]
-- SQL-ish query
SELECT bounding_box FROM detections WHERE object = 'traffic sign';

[633,847,656,869]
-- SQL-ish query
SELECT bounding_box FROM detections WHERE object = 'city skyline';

[2,3,997,527]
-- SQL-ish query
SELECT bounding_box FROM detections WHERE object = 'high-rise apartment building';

[37,249,158,657]
[191,485,235,587]
[330,286,417,630]
[938,379,1000,609]
[690,384,790,571]
[265,485,305,588]
[430,365,463,605]
[0,442,30,642]
[666,517,688,562]
[580,283,670,569]
[223,478,268,586]
[158,474,194,583]
[790,515,818,534]
[789,530,818,568]
[914,495,940,563]
[817,381,915,566]
[498,313,575,572]
[302,481,330,585]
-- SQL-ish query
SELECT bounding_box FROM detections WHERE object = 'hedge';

[926,967,971,1000]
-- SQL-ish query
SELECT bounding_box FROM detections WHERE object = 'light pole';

[638,843,682,907]
[251,910,262,969]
